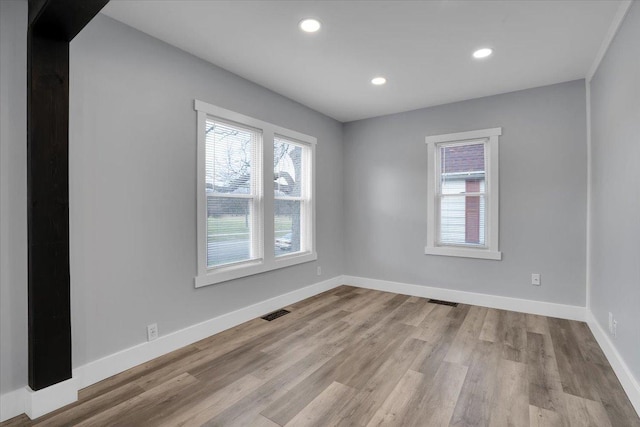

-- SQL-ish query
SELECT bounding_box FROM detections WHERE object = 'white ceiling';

[102,0,621,122]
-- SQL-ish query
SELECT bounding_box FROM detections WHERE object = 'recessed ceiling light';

[371,77,387,85]
[473,48,493,59]
[299,18,321,33]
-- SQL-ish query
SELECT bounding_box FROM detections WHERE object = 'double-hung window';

[425,128,502,260]
[195,100,317,287]
[274,136,312,256]
[205,118,262,268]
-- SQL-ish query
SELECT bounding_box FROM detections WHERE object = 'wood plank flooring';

[3,286,639,426]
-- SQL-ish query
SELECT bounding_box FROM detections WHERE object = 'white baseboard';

[8,275,637,421]
[343,275,586,321]
[0,387,25,422]
[73,275,344,389]
[586,310,640,417]
[24,378,78,420]
[346,275,640,416]
[0,275,344,422]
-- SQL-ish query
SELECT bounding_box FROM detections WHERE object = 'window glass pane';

[439,195,486,246]
[274,138,303,197]
[440,142,485,191]
[207,196,254,267]
[275,199,302,256]
[274,137,307,257]
[206,119,257,195]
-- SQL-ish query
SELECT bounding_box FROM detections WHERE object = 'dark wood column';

[27,0,108,391]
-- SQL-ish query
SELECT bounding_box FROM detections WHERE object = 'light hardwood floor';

[3,286,639,426]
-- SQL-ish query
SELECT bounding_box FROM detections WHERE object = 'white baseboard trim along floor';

[342,275,587,321]
[2,275,638,421]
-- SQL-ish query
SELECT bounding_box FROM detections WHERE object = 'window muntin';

[205,118,262,268]
[274,137,311,256]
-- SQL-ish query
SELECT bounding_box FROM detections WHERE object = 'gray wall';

[589,2,640,381]
[0,3,599,398]
[0,0,28,395]
[343,80,587,306]
[69,15,345,367]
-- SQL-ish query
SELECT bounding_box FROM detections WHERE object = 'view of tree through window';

[274,137,306,256]
[205,119,260,267]
[438,142,486,246]
[196,101,317,285]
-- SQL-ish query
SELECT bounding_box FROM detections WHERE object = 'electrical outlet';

[612,319,617,338]
[531,273,541,286]
[147,323,158,341]
[608,312,613,333]
[317,266,322,276]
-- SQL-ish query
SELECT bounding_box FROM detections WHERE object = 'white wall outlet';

[608,312,613,333]
[317,266,322,276]
[531,273,541,286]
[612,319,617,338]
[147,323,158,341]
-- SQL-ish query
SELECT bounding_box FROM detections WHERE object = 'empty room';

[1,0,639,425]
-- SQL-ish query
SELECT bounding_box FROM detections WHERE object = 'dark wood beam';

[27,0,108,391]
[27,32,71,392]
[30,0,109,41]
[28,0,48,26]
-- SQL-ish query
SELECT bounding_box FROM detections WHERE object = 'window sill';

[195,251,318,288]
[424,246,502,260]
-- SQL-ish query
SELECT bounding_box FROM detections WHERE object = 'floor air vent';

[261,309,291,321]
[428,299,459,307]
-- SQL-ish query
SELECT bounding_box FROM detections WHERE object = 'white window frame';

[195,100,317,287]
[425,127,502,260]
[205,117,264,269]
[273,136,313,257]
